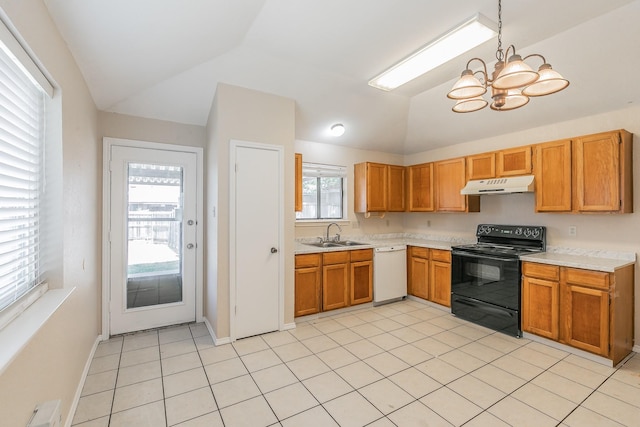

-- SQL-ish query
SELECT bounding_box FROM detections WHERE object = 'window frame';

[296,162,347,222]
[0,16,54,329]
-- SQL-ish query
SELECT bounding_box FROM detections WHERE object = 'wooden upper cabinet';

[466,152,496,180]
[354,162,387,213]
[295,153,302,212]
[354,162,405,213]
[387,165,406,212]
[434,157,480,212]
[534,139,572,212]
[407,163,434,212]
[573,130,632,213]
[497,146,532,176]
[534,130,633,214]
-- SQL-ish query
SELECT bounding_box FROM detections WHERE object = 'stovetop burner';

[453,242,543,257]
[452,224,546,258]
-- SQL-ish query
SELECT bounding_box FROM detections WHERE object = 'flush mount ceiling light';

[447,0,569,113]
[368,14,497,91]
[330,123,345,137]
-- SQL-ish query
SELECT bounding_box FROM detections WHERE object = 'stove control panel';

[476,224,545,241]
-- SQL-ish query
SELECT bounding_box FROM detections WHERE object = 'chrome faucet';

[326,222,342,242]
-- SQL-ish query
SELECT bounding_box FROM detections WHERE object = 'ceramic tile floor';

[72,300,640,427]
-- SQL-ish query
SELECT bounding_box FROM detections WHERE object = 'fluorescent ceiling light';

[369,14,497,91]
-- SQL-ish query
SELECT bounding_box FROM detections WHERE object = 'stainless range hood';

[461,175,535,195]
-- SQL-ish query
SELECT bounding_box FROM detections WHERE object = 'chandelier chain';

[496,0,503,61]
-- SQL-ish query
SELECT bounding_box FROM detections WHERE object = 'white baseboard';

[65,335,102,427]
[203,317,231,346]
[633,344,640,354]
[282,322,296,331]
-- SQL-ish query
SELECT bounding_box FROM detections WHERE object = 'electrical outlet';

[569,225,577,236]
[427,220,431,227]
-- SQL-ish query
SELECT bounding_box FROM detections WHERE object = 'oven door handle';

[454,298,516,318]
[452,251,519,263]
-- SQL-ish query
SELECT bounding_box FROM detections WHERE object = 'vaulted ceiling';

[44,0,640,154]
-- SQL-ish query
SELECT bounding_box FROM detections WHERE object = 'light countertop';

[520,250,636,273]
[294,234,472,255]
[295,234,636,273]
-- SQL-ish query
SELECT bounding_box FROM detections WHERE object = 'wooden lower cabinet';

[561,283,609,357]
[295,249,373,317]
[323,262,349,311]
[407,246,429,299]
[429,250,451,307]
[522,261,634,365]
[407,246,451,307]
[294,253,321,317]
[350,249,373,305]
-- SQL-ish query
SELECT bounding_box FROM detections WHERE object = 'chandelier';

[447,0,569,113]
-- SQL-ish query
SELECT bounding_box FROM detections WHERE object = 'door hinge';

[235,164,238,173]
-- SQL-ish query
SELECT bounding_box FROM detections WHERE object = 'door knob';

[187,243,195,249]
[270,247,278,253]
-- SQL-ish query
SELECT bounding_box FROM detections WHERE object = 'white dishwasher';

[373,245,407,304]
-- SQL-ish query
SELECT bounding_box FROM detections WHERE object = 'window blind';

[302,162,347,178]
[0,39,45,312]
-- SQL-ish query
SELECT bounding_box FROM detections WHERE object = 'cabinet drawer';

[350,248,373,262]
[410,246,429,259]
[323,250,350,265]
[565,268,610,290]
[295,253,321,268]
[522,262,560,281]
[430,249,451,263]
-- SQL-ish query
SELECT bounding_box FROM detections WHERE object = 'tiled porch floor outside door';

[72,299,640,426]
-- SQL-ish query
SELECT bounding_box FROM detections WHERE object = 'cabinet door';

[294,266,321,317]
[408,255,429,299]
[295,153,302,212]
[429,260,451,307]
[407,163,434,212]
[351,260,373,305]
[467,153,496,180]
[435,158,479,212]
[322,263,349,311]
[497,146,532,176]
[366,163,388,212]
[534,139,572,212]
[573,132,620,212]
[388,165,406,212]
[522,276,559,339]
[560,284,609,357]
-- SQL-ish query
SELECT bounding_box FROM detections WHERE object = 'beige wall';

[206,83,296,340]
[98,111,207,148]
[0,1,100,426]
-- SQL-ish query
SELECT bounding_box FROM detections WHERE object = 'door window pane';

[126,163,183,309]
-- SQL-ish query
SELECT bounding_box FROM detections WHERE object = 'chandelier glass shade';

[447,0,569,113]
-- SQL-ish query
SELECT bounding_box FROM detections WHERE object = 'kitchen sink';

[335,241,367,246]
[304,242,343,248]
[304,240,367,248]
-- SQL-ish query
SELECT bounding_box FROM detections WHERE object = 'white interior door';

[232,142,282,339]
[108,145,198,335]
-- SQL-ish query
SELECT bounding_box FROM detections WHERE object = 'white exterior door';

[108,144,199,335]
[231,141,282,339]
